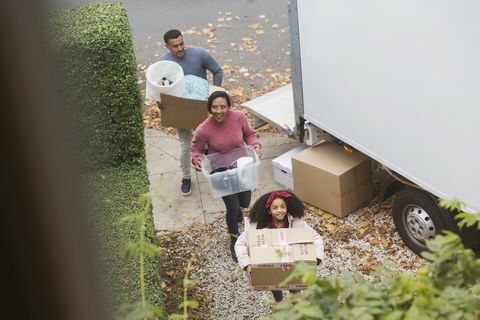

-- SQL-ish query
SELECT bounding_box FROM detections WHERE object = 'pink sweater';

[191,109,261,165]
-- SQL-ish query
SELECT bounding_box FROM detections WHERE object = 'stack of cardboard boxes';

[272,141,373,218]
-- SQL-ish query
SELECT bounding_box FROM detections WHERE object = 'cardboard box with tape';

[248,228,316,291]
[292,142,373,218]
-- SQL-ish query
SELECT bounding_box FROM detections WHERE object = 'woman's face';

[211,97,229,122]
[268,197,287,222]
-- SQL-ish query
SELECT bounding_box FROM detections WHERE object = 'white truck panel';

[297,0,480,211]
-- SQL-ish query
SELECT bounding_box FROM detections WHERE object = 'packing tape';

[280,245,290,263]
[277,229,287,246]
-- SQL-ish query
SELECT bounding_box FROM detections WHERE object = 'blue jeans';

[221,190,251,235]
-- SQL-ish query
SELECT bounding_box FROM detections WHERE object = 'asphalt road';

[48,0,291,73]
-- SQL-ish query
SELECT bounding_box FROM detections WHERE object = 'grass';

[85,162,163,317]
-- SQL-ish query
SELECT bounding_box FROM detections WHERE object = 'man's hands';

[156,101,165,110]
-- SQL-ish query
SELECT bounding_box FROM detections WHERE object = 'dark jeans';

[272,290,300,302]
[221,190,251,235]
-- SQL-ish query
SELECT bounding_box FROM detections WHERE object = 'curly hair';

[249,190,305,229]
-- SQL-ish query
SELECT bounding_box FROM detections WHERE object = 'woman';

[191,90,261,262]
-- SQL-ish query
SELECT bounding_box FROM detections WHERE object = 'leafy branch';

[168,259,199,320]
[270,232,480,319]
[117,193,163,320]
[439,198,480,230]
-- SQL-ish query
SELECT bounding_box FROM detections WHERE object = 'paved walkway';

[145,128,302,231]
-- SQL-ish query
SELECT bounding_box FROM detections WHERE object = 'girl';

[191,91,262,262]
[235,190,324,302]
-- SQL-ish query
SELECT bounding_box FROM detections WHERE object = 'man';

[159,29,223,196]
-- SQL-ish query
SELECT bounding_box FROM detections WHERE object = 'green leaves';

[116,192,164,319]
[117,301,163,320]
[271,232,480,319]
[119,240,161,259]
[455,212,480,230]
[439,198,480,230]
[48,2,144,168]
[281,261,317,286]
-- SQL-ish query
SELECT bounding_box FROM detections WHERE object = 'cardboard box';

[160,85,225,130]
[292,142,372,218]
[272,145,308,189]
[160,93,208,130]
[248,228,316,291]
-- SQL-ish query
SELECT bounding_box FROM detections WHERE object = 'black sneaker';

[180,178,191,196]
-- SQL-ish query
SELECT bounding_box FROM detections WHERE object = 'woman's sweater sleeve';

[240,112,261,149]
[191,126,207,165]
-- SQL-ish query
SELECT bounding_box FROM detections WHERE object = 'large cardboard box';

[271,145,308,189]
[248,228,316,291]
[160,85,225,130]
[292,142,372,218]
[160,93,208,129]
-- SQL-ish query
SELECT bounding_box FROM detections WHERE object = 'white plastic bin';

[145,60,185,101]
[201,145,260,198]
[271,145,308,189]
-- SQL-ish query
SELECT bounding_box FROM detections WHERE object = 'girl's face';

[210,97,229,122]
[268,197,287,222]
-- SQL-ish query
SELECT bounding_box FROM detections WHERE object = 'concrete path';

[145,128,302,231]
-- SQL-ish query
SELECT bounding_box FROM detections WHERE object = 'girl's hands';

[245,265,252,277]
[281,265,291,272]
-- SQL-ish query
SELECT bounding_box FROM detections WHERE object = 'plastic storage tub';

[145,60,185,101]
[271,145,308,189]
[201,145,260,198]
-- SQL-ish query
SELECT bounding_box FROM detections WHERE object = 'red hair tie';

[265,191,292,209]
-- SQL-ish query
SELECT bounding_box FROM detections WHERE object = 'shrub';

[271,232,480,320]
[49,2,144,168]
[86,163,163,317]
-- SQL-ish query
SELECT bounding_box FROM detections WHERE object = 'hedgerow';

[49,2,144,168]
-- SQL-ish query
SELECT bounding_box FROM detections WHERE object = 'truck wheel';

[392,188,456,256]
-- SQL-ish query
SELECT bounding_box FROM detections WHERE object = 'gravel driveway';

[159,195,425,319]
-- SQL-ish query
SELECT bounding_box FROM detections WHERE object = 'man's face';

[165,36,185,58]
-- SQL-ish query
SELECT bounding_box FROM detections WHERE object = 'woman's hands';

[193,161,202,172]
[254,147,262,159]
[156,101,165,110]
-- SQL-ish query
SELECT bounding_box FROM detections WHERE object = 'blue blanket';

[182,75,209,101]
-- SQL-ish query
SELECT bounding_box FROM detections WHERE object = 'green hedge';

[50,2,144,167]
[86,163,163,317]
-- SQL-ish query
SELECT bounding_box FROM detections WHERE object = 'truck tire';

[392,188,457,256]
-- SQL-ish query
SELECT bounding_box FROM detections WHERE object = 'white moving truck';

[243,0,480,255]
